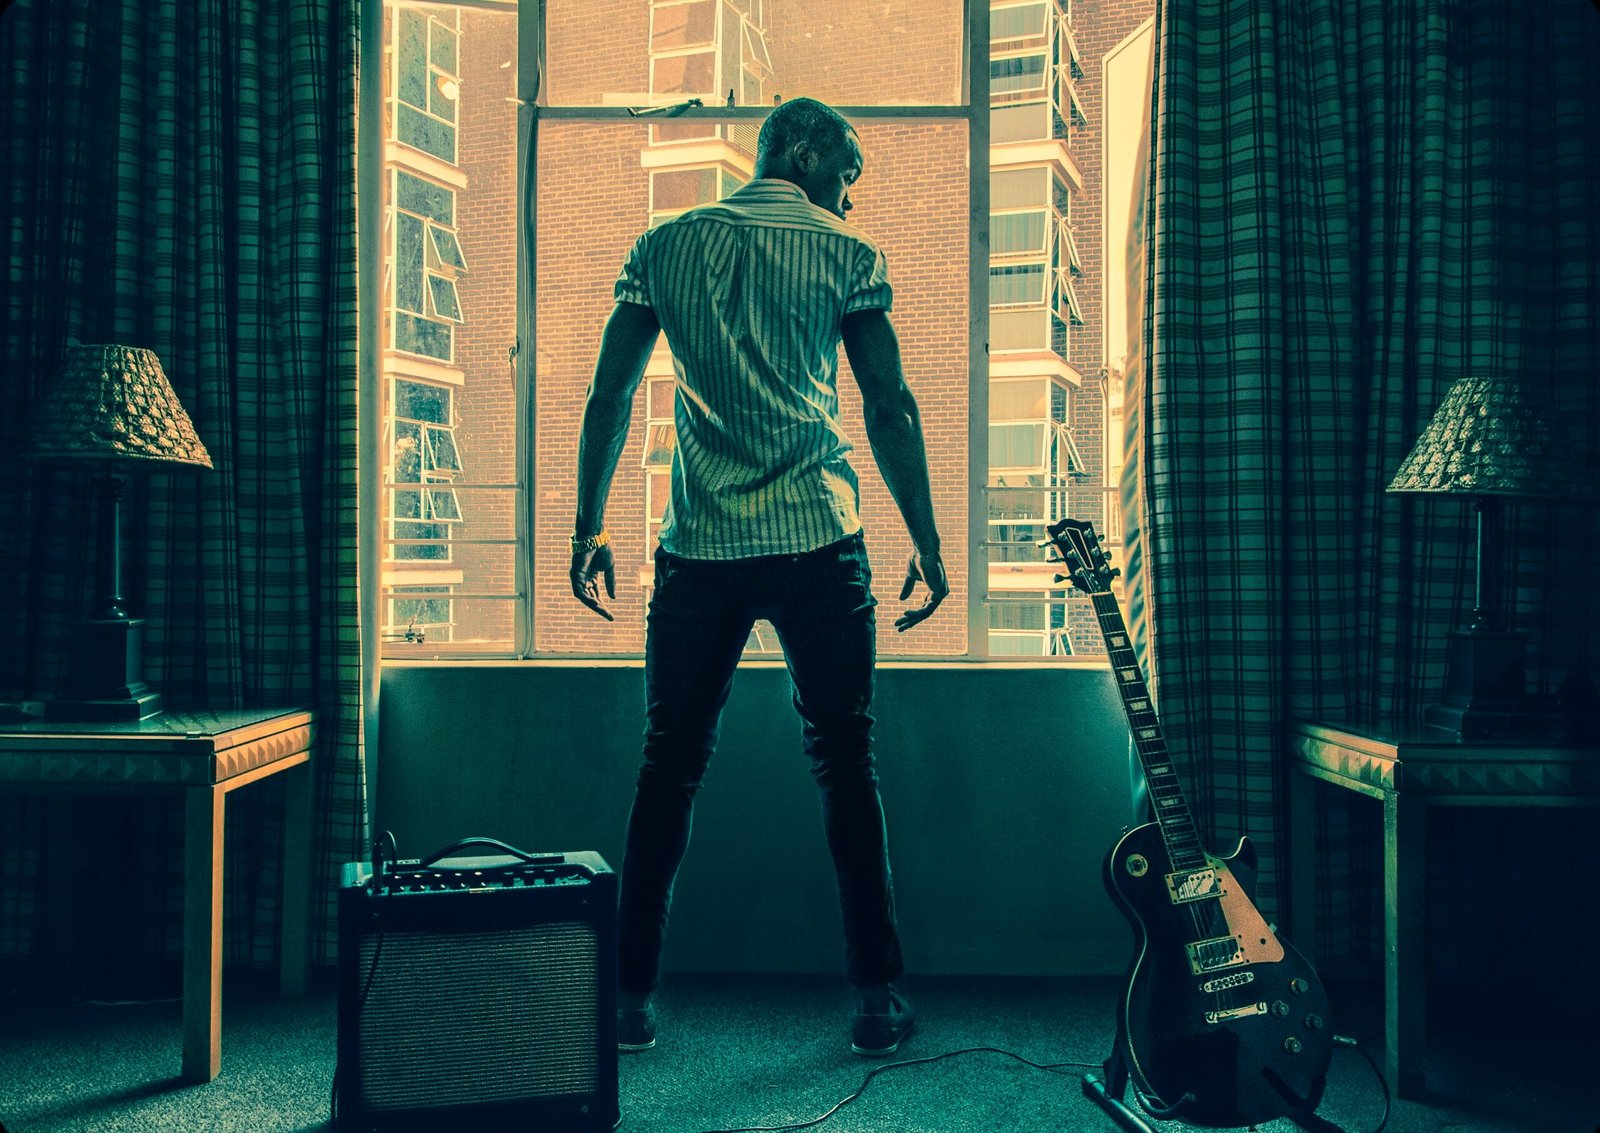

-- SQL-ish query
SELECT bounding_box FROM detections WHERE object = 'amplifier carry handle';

[412,836,567,869]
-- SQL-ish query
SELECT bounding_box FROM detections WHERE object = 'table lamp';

[27,344,214,721]
[1387,376,1593,738]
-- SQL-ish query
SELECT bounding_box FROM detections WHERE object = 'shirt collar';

[735,178,810,201]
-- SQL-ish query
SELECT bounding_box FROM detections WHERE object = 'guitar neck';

[1088,589,1207,873]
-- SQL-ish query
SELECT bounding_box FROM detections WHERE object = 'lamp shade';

[1386,376,1590,499]
[28,344,213,470]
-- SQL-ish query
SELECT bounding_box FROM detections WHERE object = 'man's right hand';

[570,543,617,621]
[895,547,949,632]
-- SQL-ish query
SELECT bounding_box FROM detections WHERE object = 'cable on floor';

[696,1045,1101,1133]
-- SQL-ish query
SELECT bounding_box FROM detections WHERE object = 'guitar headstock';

[1046,518,1119,595]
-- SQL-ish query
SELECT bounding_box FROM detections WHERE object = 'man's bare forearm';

[573,303,660,536]
[863,396,940,555]
[574,389,634,537]
[843,309,941,554]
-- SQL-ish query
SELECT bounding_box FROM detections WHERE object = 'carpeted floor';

[0,969,1591,1132]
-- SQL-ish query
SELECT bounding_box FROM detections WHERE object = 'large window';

[369,1,1135,660]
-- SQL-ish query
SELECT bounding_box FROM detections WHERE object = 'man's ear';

[791,139,818,174]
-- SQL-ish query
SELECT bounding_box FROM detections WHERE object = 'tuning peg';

[1111,567,1122,579]
[1053,574,1068,584]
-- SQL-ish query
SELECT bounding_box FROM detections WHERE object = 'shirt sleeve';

[844,240,893,314]
[613,231,652,308]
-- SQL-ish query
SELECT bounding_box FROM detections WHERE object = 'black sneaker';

[850,985,914,1057]
[617,993,656,1052]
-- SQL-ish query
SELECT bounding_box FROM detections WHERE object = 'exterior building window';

[395,7,460,163]
[388,585,455,644]
[392,171,467,361]
[389,378,465,563]
[650,166,745,226]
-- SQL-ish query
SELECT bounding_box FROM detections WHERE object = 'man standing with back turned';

[568,96,948,1058]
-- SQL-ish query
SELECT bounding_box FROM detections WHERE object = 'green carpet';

[0,970,1588,1131]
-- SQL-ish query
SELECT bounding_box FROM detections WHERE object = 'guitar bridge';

[1204,1000,1268,1024]
[1166,867,1222,905]
[1186,935,1245,974]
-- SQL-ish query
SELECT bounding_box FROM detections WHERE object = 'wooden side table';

[0,708,315,1083]
[1284,719,1600,1099]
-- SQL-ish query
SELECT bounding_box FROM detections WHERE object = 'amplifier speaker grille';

[356,923,598,1110]
[336,849,619,1132]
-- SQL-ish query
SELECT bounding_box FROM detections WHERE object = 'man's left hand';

[571,543,617,621]
[895,548,949,632]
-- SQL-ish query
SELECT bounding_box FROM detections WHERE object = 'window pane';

[652,1,717,51]
[992,3,1048,41]
[991,54,1047,97]
[429,226,467,270]
[991,167,1047,209]
[383,1,519,656]
[535,118,968,656]
[395,379,451,424]
[991,263,1047,306]
[992,103,1049,144]
[991,307,1046,351]
[991,379,1047,421]
[428,274,463,321]
[545,0,961,106]
[652,51,716,96]
[990,423,1046,469]
[991,211,1047,255]
[397,171,453,224]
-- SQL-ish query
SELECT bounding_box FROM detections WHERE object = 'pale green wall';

[378,663,1136,978]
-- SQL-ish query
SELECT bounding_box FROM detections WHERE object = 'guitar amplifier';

[335,838,619,1132]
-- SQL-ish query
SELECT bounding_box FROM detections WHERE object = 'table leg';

[1384,789,1427,1099]
[280,759,312,998]
[45,797,76,992]
[183,785,224,1084]
[1285,766,1318,960]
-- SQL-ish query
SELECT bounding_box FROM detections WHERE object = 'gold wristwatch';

[570,529,610,555]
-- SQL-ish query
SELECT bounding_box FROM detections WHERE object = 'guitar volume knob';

[1290,977,1309,994]
[1271,1000,1290,1017]
[1304,1013,1324,1030]
[1283,1036,1303,1054]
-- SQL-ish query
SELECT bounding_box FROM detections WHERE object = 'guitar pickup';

[1204,1000,1268,1024]
[1187,935,1245,974]
[1166,867,1222,904]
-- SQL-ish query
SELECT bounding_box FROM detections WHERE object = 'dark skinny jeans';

[617,531,904,994]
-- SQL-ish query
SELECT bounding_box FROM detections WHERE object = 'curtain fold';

[1,0,365,967]
[1142,0,1600,958]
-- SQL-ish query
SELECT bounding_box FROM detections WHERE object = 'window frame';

[358,1,1109,664]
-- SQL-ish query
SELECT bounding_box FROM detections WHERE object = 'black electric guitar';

[1047,518,1333,1128]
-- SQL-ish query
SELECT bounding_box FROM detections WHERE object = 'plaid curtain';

[0,0,365,967]
[1142,0,1600,961]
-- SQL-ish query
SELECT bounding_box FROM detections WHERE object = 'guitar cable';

[694,1035,1391,1133]
[1333,1033,1391,1133]
[696,1046,1102,1133]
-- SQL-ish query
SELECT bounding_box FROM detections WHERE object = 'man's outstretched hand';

[570,543,617,621]
[895,547,949,632]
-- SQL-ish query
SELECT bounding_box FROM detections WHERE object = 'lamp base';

[44,616,165,722]
[1422,627,1557,740]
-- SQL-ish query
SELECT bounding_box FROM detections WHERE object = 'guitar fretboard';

[1088,589,1206,873]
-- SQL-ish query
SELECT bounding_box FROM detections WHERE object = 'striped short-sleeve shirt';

[613,178,893,560]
